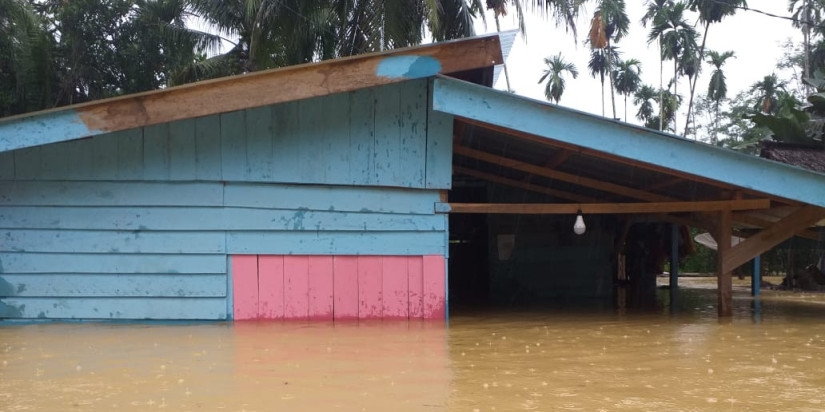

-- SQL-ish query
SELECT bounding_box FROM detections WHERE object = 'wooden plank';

[644,177,685,192]
[297,96,327,182]
[455,166,598,203]
[398,80,428,188]
[0,229,225,254]
[0,274,226,297]
[425,82,453,189]
[408,256,424,318]
[220,110,247,182]
[733,212,819,240]
[168,118,197,180]
[227,231,446,256]
[373,83,402,187]
[0,253,226,274]
[38,143,65,179]
[116,128,144,179]
[245,106,274,181]
[308,256,334,321]
[271,100,301,183]
[63,138,93,179]
[0,150,14,179]
[722,205,825,274]
[0,297,227,320]
[454,145,672,202]
[91,133,118,179]
[13,145,40,179]
[194,115,222,180]
[0,35,502,153]
[333,255,359,320]
[284,255,309,320]
[232,254,259,320]
[323,92,355,185]
[358,256,383,319]
[0,181,223,206]
[716,210,733,317]
[143,123,170,180]
[437,199,771,215]
[224,183,441,214]
[422,255,446,320]
[0,206,447,232]
[258,255,284,320]
[348,88,374,185]
[382,256,409,319]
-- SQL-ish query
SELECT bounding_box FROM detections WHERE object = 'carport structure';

[431,76,825,316]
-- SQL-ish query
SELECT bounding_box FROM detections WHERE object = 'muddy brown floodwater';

[3,282,825,411]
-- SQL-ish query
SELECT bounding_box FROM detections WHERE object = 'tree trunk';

[658,35,664,131]
[672,58,678,132]
[684,21,710,138]
[607,42,617,119]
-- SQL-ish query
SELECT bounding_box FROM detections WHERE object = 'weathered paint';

[308,256,334,321]
[333,256,359,320]
[422,255,447,319]
[232,255,258,320]
[0,274,226,297]
[258,255,285,320]
[431,76,825,208]
[0,109,102,153]
[0,297,227,320]
[230,255,447,321]
[376,56,442,79]
[7,81,449,189]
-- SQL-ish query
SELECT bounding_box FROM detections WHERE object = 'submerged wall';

[0,79,453,320]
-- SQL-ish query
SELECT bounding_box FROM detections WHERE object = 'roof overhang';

[0,35,502,153]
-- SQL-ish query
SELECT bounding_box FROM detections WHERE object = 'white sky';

[475,1,802,133]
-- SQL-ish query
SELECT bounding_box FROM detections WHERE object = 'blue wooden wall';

[0,80,453,320]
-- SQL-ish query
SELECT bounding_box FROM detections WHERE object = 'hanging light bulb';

[573,210,586,235]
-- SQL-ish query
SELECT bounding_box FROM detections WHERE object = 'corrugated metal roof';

[492,29,519,89]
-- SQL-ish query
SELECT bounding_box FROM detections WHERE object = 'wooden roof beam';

[454,166,598,203]
[435,199,771,215]
[722,205,825,274]
[453,144,673,202]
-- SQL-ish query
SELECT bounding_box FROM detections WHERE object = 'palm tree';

[642,0,673,130]
[588,47,620,116]
[751,74,787,115]
[588,0,629,119]
[789,0,824,86]
[706,50,735,144]
[538,53,578,103]
[614,58,642,121]
[647,2,697,129]
[683,0,746,136]
[634,84,658,125]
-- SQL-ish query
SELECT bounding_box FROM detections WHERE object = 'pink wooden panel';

[232,255,259,320]
[382,256,409,319]
[422,255,446,320]
[408,256,424,319]
[308,256,334,321]
[357,256,383,319]
[284,256,309,320]
[333,256,359,320]
[258,255,284,320]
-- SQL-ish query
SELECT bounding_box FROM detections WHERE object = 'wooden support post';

[717,210,733,317]
[670,224,679,311]
[751,255,761,297]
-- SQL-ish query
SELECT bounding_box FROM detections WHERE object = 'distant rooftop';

[760,140,825,174]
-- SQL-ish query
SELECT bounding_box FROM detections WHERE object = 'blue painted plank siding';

[0,80,453,320]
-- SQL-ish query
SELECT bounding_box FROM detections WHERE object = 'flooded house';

[2,34,825,321]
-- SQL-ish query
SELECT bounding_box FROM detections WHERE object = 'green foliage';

[538,53,578,103]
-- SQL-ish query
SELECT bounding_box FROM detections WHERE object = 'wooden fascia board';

[435,199,771,214]
[0,35,502,153]
[432,76,825,209]
[453,144,673,202]
[454,166,598,203]
[722,205,825,274]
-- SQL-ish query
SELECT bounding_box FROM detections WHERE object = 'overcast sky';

[476,1,802,133]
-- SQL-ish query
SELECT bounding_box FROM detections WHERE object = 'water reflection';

[2,286,825,411]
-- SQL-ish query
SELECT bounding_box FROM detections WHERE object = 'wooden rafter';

[722,205,825,274]
[454,166,598,203]
[733,212,819,240]
[454,144,673,202]
[435,199,770,215]
[644,177,685,192]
